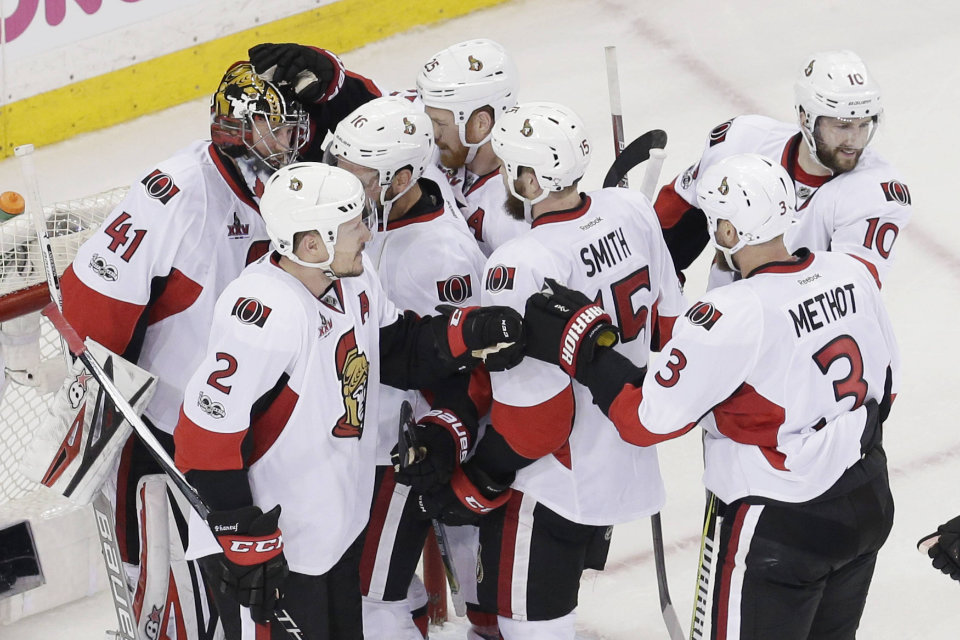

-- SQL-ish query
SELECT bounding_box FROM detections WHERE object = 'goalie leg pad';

[19,339,157,505]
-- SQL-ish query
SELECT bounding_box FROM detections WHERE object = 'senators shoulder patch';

[141,169,180,204]
[685,301,723,330]
[437,274,473,304]
[708,120,734,147]
[485,265,516,292]
[880,180,911,206]
[231,297,272,327]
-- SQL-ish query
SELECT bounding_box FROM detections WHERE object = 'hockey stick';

[397,400,468,617]
[689,493,720,640]
[16,144,140,640]
[15,144,303,639]
[601,49,683,640]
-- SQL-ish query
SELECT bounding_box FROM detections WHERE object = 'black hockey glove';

[207,505,289,624]
[414,462,513,526]
[434,304,524,372]
[918,515,960,582]
[393,409,473,493]
[248,43,343,104]
[523,278,620,382]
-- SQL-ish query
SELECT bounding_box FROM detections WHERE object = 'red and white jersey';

[481,189,686,525]
[62,141,271,435]
[366,179,487,462]
[665,115,911,287]
[176,253,399,574]
[608,250,900,504]
[438,161,528,257]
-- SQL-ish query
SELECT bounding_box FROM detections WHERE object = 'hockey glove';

[248,43,344,104]
[393,409,473,493]
[207,505,289,624]
[415,462,513,526]
[918,514,960,582]
[523,278,620,381]
[435,304,524,372]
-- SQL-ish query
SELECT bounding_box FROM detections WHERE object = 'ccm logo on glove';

[228,537,284,556]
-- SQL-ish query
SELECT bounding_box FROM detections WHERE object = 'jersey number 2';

[812,335,867,409]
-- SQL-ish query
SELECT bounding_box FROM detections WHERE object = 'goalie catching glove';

[248,43,345,104]
[523,278,620,381]
[434,304,524,372]
[207,504,289,624]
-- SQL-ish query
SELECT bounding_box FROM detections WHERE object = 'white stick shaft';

[605,46,628,187]
[640,148,668,201]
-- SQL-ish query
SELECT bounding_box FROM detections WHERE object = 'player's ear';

[467,107,495,141]
[392,167,414,192]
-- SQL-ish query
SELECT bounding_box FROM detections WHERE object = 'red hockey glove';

[393,409,473,493]
[919,514,960,582]
[415,463,513,526]
[248,43,345,104]
[207,505,289,624]
[523,278,620,381]
[435,304,524,372]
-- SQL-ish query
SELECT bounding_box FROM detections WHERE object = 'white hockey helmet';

[417,39,518,159]
[696,153,797,271]
[794,51,882,163]
[330,96,435,221]
[259,162,367,277]
[492,101,591,213]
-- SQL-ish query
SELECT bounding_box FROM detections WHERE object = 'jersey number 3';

[812,334,867,409]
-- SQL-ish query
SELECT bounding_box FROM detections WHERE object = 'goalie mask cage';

[0,185,450,627]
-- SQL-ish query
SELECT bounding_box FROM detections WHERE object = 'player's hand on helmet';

[393,409,473,493]
[414,462,513,526]
[434,304,525,372]
[918,515,960,582]
[248,43,344,104]
[523,278,620,382]
[207,505,289,624]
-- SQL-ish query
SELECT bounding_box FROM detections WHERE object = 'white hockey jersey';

[481,189,687,525]
[62,141,271,435]
[366,179,487,463]
[663,115,912,287]
[177,253,399,574]
[608,250,900,504]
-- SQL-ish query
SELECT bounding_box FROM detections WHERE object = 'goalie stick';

[397,400,467,617]
[602,48,684,640]
[15,144,304,640]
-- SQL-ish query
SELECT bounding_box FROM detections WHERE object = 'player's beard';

[504,192,526,221]
[814,140,863,174]
[438,143,469,170]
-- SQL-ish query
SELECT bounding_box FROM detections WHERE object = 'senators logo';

[332,330,369,439]
[403,117,416,135]
[718,176,730,196]
[485,265,516,292]
[708,120,733,147]
[231,297,272,327]
[685,301,723,330]
[468,55,483,72]
[804,60,815,77]
[520,119,533,137]
[437,274,472,304]
[880,180,911,206]
[141,169,180,204]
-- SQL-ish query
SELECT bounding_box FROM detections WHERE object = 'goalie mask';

[211,62,310,171]
[794,50,882,172]
[492,101,591,221]
[259,162,370,278]
[417,39,518,163]
[696,153,797,271]
[330,96,435,226]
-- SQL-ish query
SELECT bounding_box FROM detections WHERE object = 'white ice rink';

[3,0,959,637]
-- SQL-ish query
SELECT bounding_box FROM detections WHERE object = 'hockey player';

[524,154,899,639]
[330,95,490,638]
[656,50,910,289]
[401,102,686,640]
[174,163,523,639]
[55,57,372,640]
[417,39,528,256]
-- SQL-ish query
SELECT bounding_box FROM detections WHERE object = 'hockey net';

[0,187,128,506]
